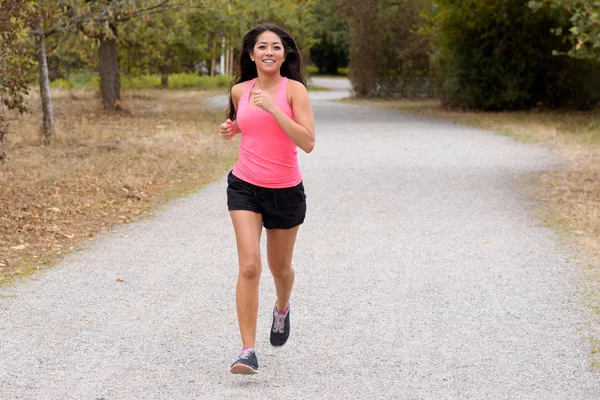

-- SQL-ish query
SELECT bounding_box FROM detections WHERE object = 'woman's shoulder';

[286,78,307,93]
[232,80,251,96]
[286,79,308,102]
[231,80,256,104]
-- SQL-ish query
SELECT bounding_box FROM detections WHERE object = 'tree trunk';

[161,66,169,87]
[99,35,121,110]
[161,49,170,87]
[210,59,215,77]
[0,115,7,162]
[348,0,378,96]
[225,48,230,77]
[36,30,56,144]
[228,48,234,76]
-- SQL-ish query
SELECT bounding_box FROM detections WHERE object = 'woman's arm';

[254,80,315,153]
[220,83,244,139]
[230,83,244,134]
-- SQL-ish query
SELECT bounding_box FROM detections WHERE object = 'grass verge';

[0,88,237,286]
[50,73,232,90]
[344,97,600,365]
[307,84,331,92]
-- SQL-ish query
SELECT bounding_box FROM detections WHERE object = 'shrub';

[344,0,434,98]
[432,0,600,110]
[51,73,230,90]
[50,72,99,89]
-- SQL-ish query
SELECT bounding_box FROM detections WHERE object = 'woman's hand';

[219,119,238,140]
[253,89,276,114]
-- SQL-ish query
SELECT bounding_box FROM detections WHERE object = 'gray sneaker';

[230,348,259,374]
[270,304,290,346]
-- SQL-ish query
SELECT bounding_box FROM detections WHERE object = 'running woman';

[219,23,315,374]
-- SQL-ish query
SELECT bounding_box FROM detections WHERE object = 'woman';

[219,23,315,375]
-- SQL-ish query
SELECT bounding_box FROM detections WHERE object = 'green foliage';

[45,31,95,80]
[49,72,100,89]
[58,0,189,39]
[307,65,349,76]
[168,73,230,88]
[337,67,349,76]
[49,78,75,90]
[430,0,600,110]
[50,73,229,89]
[0,0,37,146]
[340,0,433,97]
[119,7,201,76]
[122,73,231,89]
[0,0,37,114]
[529,0,600,60]
[225,0,318,63]
[187,5,228,65]
[310,0,349,75]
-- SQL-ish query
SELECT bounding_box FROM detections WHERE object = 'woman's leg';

[266,226,300,313]
[230,210,263,348]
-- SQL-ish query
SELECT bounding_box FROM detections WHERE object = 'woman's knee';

[270,262,293,279]
[239,258,261,280]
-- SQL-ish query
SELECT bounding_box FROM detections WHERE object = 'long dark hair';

[227,23,305,121]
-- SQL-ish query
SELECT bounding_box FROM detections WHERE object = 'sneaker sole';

[230,364,258,375]
[270,337,289,347]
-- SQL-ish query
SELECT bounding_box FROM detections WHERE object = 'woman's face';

[250,31,286,75]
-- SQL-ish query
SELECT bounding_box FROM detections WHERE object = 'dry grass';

[0,87,236,284]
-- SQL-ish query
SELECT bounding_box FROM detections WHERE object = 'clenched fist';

[219,119,238,140]
[252,89,276,114]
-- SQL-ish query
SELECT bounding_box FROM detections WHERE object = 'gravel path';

[1,77,599,399]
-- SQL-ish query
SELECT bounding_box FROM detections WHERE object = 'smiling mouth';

[263,60,275,63]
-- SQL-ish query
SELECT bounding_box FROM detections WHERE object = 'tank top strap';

[241,78,257,104]
[276,77,289,104]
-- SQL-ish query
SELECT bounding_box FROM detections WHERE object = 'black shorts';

[227,171,307,230]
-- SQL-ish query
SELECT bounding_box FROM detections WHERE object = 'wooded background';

[3,0,600,145]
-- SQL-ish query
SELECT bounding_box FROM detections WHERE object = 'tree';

[0,0,36,153]
[187,5,228,76]
[119,7,199,85]
[60,0,188,110]
[429,0,600,110]
[338,0,433,97]
[310,0,349,75]
[30,0,66,143]
[529,0,600,60]
[225,0,318,66]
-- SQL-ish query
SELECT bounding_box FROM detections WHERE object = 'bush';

[344,0,434,98]
[168,73,230,89]
[49,78,74,90]
[306,65,349,77]
[432,0,600,110]
[49,72,99,89]
[122,75,160,88]
[307,65,319,75]
[51,72,230,90]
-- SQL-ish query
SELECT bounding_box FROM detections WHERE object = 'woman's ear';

[249,51,255,62]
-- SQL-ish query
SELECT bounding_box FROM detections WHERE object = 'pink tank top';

[232,77,302,188]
